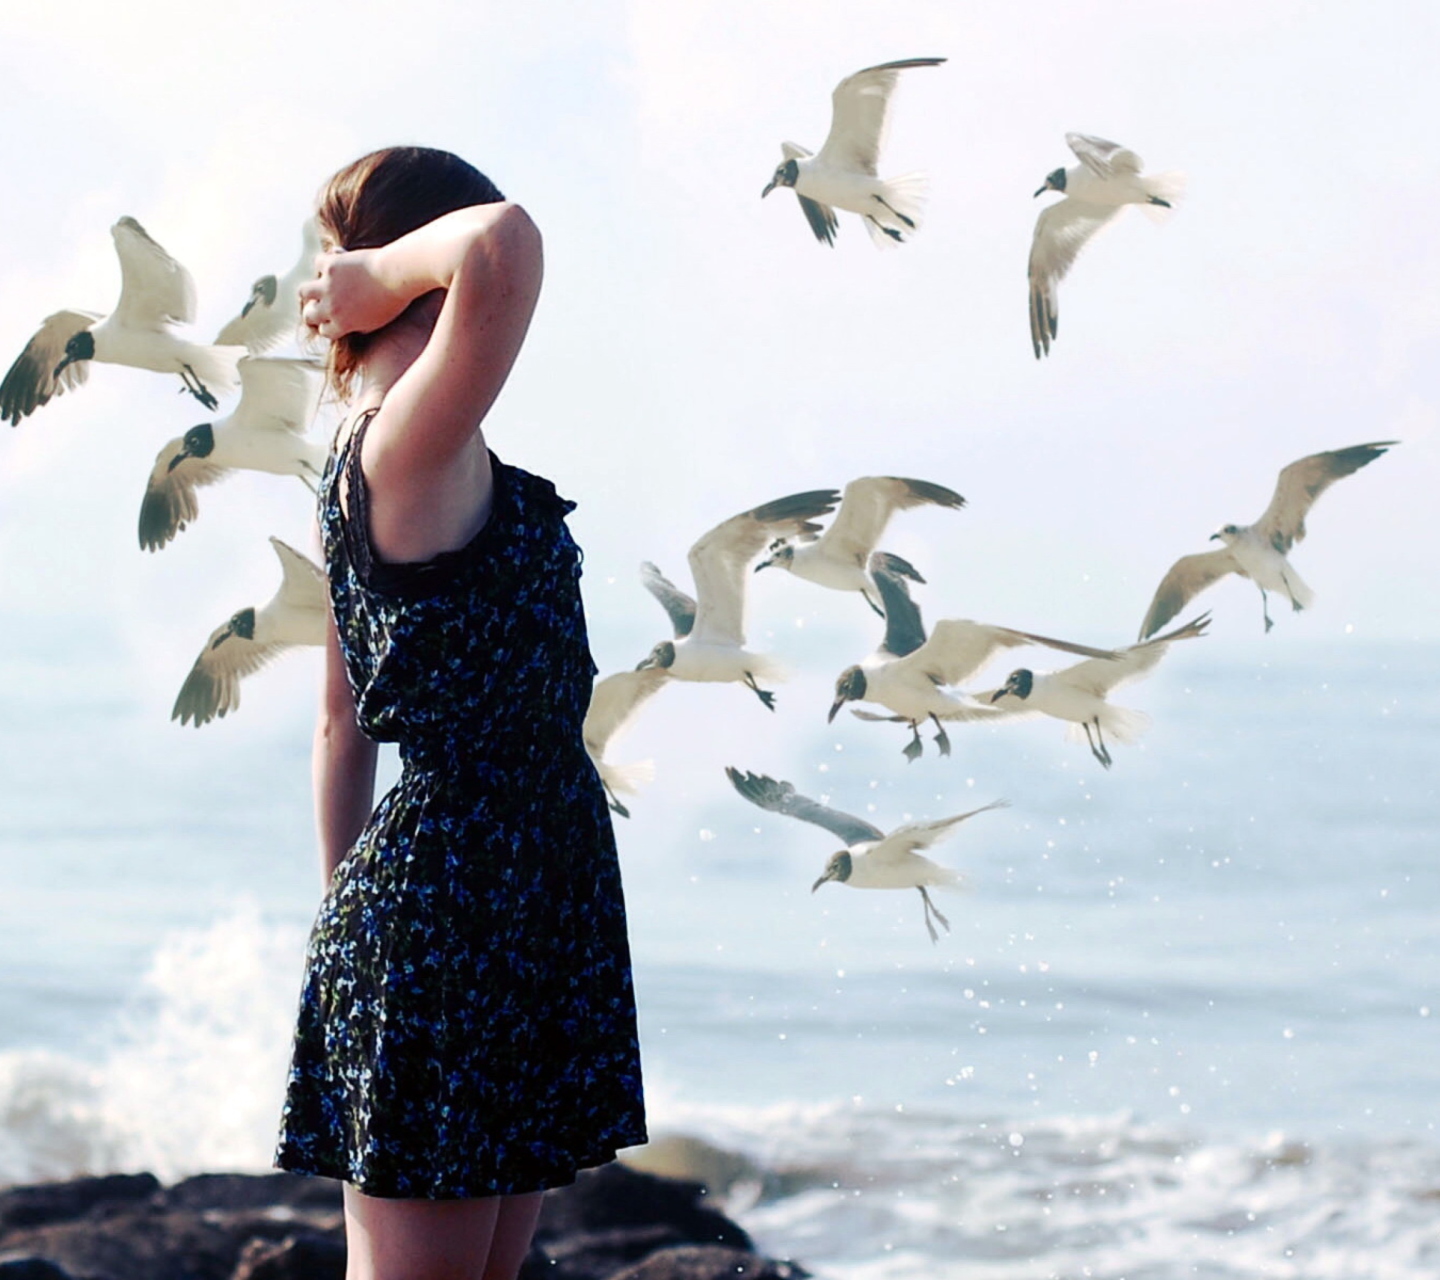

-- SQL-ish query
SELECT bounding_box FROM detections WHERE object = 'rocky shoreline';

[0,1163,807,1280]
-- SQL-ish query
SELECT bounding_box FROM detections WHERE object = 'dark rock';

[0,1176,161,1233]
[535,1165,750,1251]
[0,1260,78,1280]
[153,1175,342,1215]
[609,1244,809,1280]
[520,1223,688,1280]
[230,1233,345,1280]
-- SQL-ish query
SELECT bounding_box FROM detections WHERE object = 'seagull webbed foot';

[744,672,777,711]
[930,715,951,758]
[179,363,219,411]
[902,726,924,763]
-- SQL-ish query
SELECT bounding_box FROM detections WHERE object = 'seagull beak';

[52,354,75,378]
[761,179,777,198]
[1033,185,1048,198]
[1208,532,1222,542]
[827,697,845,724]
[811,869,836,892]
[989,687,1008,703]
[753,557,774,574]
[167,449,192,472]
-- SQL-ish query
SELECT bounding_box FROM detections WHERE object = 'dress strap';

[338,407,382,583]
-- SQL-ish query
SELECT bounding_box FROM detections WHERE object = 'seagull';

[138,356,326,551]
[637,488,841,709]
[1138,442,1396,638]
[983,614,1210,768]
[1028,133,1185,358]
[583,667,670,817]
[755,475,965,613]
[172,537,327,727]
[726,767,1006,943]
[0,217,244,425]
[213,219,321,354]
[762,57,946,247]
[830,555,1118,761]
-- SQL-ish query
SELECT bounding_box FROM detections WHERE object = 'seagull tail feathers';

[1139,170,1187,224]
[864,171,930,247]
[1069,705,1151,747]
[598,757,656,797]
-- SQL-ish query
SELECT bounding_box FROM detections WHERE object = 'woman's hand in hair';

[299,248,410,340]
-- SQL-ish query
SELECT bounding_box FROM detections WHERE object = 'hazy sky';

[0,0,1433,740]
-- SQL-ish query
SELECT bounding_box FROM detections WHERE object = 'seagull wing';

[640,561,697,638]
[584,667,671,761]
[230,356,325,436]
[0,310,99,424]
[797,194,840,246]
[1138,549,1238,640]
[214,220,319,352]
[900,619,1118,687]
[869,555,928,657]
[874,799,1009,864]
[818,476,965,568]
[269,535,327,614]
[138,437,229,551]
[688,490,839,646]
[726,767,883,845]
[110,217,197,331]
[1066,132,1144,179]
[1061,613,1210,698]
[817,58,946,175]
[1254,441,1396,553]
[1028,199,1122,357]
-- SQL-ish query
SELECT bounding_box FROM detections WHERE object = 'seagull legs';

[903,721,924,762]
[601,781,632,819]
[929,714,952,758]
[918,886,951,944]
[1259,588,1275,633]
[872,193,917,229]
[177,364,220,411]
[1083,720,1113,769]
[743,672,776,711]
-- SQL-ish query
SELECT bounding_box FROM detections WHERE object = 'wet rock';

[535,1164,750,1250]
[153,1174,341,1216]
[609,1244,809,1280]
[0,1175,160,1233]
[230,1232,346,1280]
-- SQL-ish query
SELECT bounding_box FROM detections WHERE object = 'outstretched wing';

[214,219,319,353]
[640,561,697,638]
[171,613,284,727]
[869,555,928,658]
[110,216,196,331]
[1028,199,1122,358]
[726,767,883,846]
[901,619,1117,687]
[1066,133,1144,179]
[1138,549,1236,640]
[230,356,324,436]
[584,667,671,761]
[138,436,228,551]
[0,310,98,425]
[1255,441,1396,553]
[688,490,839,647]
[268,536,327,612]
[874,800,1009,864]
[1063,613,1210,698]
[817,58,946,176]
[818,476,965,569]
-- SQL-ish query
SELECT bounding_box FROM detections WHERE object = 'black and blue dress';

[275,411,646,1198]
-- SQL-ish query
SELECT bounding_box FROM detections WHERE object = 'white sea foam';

[0,904,305,1186]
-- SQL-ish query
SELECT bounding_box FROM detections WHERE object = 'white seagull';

[1138,441,1396,638]
[583,667,670,818]
[762,57,946,247]
[727,767,1006,943]
[172,537,327,727]
[138,356,326,551]
[638,488,841,709]
[1028,133,1185,358]
[984,614,1210,768]
[0,217,243,425]
[830,555,1118,760]
[755,474,965,613]
[213,219,321,354]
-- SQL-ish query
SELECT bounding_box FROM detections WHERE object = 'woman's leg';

[482,1192,544,1280]
[343,1185,500,1280]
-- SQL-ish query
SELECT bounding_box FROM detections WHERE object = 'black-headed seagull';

[583,667,670,818]
[1028,133,1185,358]
[727,767,1006,943]
[1138,442,1396,638]
[637,488,840,709]
[139,356,325,551]
[830,555,1118,760]
[756,474,965,613]
[984,614,1210,769]
[762,57,946,247]
[0,217,243,424]
[172,537,326,727]
[213,219,321,354]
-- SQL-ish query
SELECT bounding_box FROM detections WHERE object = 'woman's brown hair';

[315,146,505,398]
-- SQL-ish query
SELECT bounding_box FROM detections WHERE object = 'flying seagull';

[726,767,1006,943]
[583,667,670,817]
[1138,441,1396,638]
[0,217,243,425]
[830,554,1118,760]
[762,57,946,247]
[638,488,840,708]
[755,474,965,613]
[1029,133,1185,358]
[139,356,325,551]
[172,537,327,727]
[213,219,321,354]
[984,614,1210,768]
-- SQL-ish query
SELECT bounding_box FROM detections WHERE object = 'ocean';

[1,606,1436,1279]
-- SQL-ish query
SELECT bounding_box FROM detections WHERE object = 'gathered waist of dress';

[396,728,588,780]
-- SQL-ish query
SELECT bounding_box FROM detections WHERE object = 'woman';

[275,147,646,1280]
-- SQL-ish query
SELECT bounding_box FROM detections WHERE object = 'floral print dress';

[275,410,646,1198]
